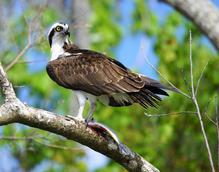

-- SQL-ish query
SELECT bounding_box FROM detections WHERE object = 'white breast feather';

[50,36,70,61]
[51,42,65,61]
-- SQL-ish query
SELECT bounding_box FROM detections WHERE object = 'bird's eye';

[55,26,62,32]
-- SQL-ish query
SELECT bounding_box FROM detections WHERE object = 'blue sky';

[116,0,219,78]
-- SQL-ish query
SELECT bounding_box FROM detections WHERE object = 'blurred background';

[0,0,219,171]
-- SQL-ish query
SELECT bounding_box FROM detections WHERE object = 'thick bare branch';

[0,64,159,172]
[0,64,16,101]
[160,0,219,51]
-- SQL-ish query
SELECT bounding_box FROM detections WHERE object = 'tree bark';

[72,0,90,48]
[0,63,159,172]
[47,0,65,11]
[160,0,219,51]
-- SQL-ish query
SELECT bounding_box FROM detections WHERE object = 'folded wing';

[46,49,169,108]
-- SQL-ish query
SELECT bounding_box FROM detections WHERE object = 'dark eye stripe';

[48,28,55,47]
[48,25,65,47]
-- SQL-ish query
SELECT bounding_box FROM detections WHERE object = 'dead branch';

[141,45,190,99]
[144,111,196,117]
[142,29,216,172]
[188,31,215,172]
[5,2,47,71]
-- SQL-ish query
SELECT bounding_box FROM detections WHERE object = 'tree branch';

[0,64,159,172]
[160,0,219,51]
[188,31,215,172]
[0,63,17,101]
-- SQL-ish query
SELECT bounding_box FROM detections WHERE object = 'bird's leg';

[75,91,86,121]
[85,102,96,123]
[85,96,96,124]
[66,91,86,122]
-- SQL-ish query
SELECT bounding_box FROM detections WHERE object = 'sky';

[116,0,172,78]
[1,0,219,172]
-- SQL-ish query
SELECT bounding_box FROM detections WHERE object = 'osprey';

[46,22,172,122]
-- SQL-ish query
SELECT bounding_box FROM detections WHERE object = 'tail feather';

[130,93,149,108]
[141,75,178,93]
[99,76,174,109]
[145,86,169,96]
[129,88,161,108]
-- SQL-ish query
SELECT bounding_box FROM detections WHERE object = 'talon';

[85,121,89,128]
[85,117,95,128]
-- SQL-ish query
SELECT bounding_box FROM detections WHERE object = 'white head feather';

[48,22,70,61]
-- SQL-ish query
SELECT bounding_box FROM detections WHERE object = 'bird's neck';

[63,42,80,52]
[50,37,70,61]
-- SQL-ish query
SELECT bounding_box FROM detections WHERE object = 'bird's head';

[47,22,70,47]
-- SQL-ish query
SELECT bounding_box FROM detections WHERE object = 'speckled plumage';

[47,22,172,121]
[47,44,169,108]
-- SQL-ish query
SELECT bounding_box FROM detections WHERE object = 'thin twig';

[144,111,196,117]
[181,68,192,96]
[203,98,213,116]
[142,47,190,99]
[189,30,215,172]
[205,113,217,126]
[5,1,48,71]
[5,43,32,71]
[16,59,47,64]
[203,98,217,126]
[0,136,83,152]
[195,61,209,96]
[5,23,32,71]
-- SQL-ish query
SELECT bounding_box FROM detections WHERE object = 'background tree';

[0,0,219,172]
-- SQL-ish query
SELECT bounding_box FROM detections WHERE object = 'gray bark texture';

[160,0,219,51]
[72,0,90,48]
[0,63,159,172]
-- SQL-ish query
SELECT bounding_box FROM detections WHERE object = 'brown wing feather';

[47,48,171,109]
[46,50,146,96]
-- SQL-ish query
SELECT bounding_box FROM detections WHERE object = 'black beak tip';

[66,31,70,37]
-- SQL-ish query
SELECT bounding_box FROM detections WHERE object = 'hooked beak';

[65,31,70,37]
[62,29,70,37]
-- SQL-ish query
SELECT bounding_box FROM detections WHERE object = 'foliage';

[0,0,218,172]
[128,1,218,172]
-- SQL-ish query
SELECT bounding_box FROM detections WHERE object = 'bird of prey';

[46,22,173,122]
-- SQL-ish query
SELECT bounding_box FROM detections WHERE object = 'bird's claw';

[85,117,95,128]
